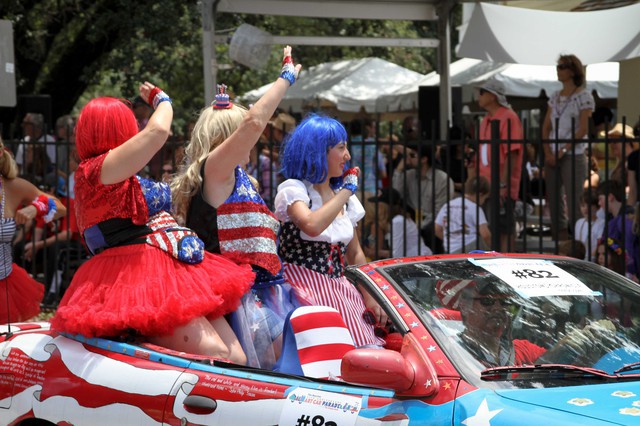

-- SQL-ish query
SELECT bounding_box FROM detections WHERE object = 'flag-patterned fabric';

[277,306,355,379]
[216,167,281,275]
[435,279,477,310]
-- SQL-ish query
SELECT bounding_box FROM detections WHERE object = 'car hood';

[495,381,640,422]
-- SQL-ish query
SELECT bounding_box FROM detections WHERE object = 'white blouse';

[547,89,595,155]
[275,179,365,245]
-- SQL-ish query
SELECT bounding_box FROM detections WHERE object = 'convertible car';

[2,252,640,425]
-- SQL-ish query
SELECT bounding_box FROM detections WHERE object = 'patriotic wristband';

[147,87,172,109]
[279,55,297,86]
[342,168,359,194]
[31,195,57,223]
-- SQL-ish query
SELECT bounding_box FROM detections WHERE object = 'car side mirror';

[341,333,439,397]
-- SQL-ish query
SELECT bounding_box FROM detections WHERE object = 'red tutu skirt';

[51,244,254,338]
[0,264,44,323]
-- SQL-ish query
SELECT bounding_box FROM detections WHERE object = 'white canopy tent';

[458,2,640,65]
[240,57,424,115]
[375,58,619,113]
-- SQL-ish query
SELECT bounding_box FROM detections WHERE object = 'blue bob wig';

[280,114,348,187]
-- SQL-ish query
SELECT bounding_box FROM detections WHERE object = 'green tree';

[2,1,458,136]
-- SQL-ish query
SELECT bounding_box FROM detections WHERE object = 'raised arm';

[287,189,353,238]
[286,168,359,237]
[205,46,302,184]
[101,82,173,185]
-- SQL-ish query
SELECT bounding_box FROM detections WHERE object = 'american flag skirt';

[283,263,384,348]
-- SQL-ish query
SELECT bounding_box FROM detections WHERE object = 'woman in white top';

[542,54,595,241]
[274,114,386,348]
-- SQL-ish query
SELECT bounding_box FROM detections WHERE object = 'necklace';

[555,87,578,119]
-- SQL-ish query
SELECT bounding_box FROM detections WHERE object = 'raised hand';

[280,46,302,86]
[341,167,360,194]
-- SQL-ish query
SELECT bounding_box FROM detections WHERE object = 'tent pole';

[437,0,454,140]
[201,0,218,106]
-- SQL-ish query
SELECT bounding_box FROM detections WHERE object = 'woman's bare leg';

[209,316,247,365]
[148,316,246,364]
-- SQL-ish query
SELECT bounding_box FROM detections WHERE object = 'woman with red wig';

[0,136,66,323]
[51,83,254,364]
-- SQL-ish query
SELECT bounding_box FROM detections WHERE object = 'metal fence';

[3,115,639,307]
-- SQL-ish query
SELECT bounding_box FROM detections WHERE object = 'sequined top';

[187,163,282,276]
[76,153,204,264]
[274,179,365,278]
[75,153,148,233]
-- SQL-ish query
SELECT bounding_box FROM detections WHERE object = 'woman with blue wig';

[274,114,387,348]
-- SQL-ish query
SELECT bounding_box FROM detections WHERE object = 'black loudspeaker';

[418,86,462,140]
[17,95,53,130]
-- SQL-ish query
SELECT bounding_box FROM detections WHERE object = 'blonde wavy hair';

[0,137,18,179]
[171,104,247,225]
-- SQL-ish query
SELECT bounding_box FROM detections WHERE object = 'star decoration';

[613,391,637,398]
[461,399,502,426]
[381,285,390,290]
[424,379,432,388]
[410,321,419,328]
[567,398,593,406]
[250,323,261,332]
[442,381,451,389]
[620,407,640,416]
[436,359,444,364]
[427,345,437,352]
[396,303,405,308]
[237,184,251,197]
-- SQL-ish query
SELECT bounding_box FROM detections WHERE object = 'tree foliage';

[1,0,459,136]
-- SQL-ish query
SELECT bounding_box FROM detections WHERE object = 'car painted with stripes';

[1,253,640,425]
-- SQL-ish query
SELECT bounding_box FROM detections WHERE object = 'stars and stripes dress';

[0,177,43,323]
[187,164,299,369]
[51,154,254,339]
[274,179,384,348]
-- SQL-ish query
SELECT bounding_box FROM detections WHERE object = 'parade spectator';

[54,114,75,174]
[350,119,388,247]
[597,179,639,281]
[15,113,57,173]
[574,189,605,261]
[557,239,586,260]
[607,123,637,187]
[392,143,454,253]
[256,111,295,206]
[367,187,432,259]
[435,176,491,254]
[542,54,594,241]
[476,78,524,252]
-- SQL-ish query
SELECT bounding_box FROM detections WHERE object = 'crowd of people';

[0,48,638,370]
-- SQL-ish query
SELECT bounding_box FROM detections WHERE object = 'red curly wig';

[75,97,139,161]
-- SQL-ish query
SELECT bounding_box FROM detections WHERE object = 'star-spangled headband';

[212,84,233,109]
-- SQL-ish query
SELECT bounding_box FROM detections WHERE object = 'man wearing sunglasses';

[437,278,617,368]
[476,78,524,253]
[437,278,544,367]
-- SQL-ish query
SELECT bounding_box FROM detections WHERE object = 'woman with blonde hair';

[171,46,302,369]
[0,137,66,322]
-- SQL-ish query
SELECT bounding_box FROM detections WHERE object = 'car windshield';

[380,256,640,386]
